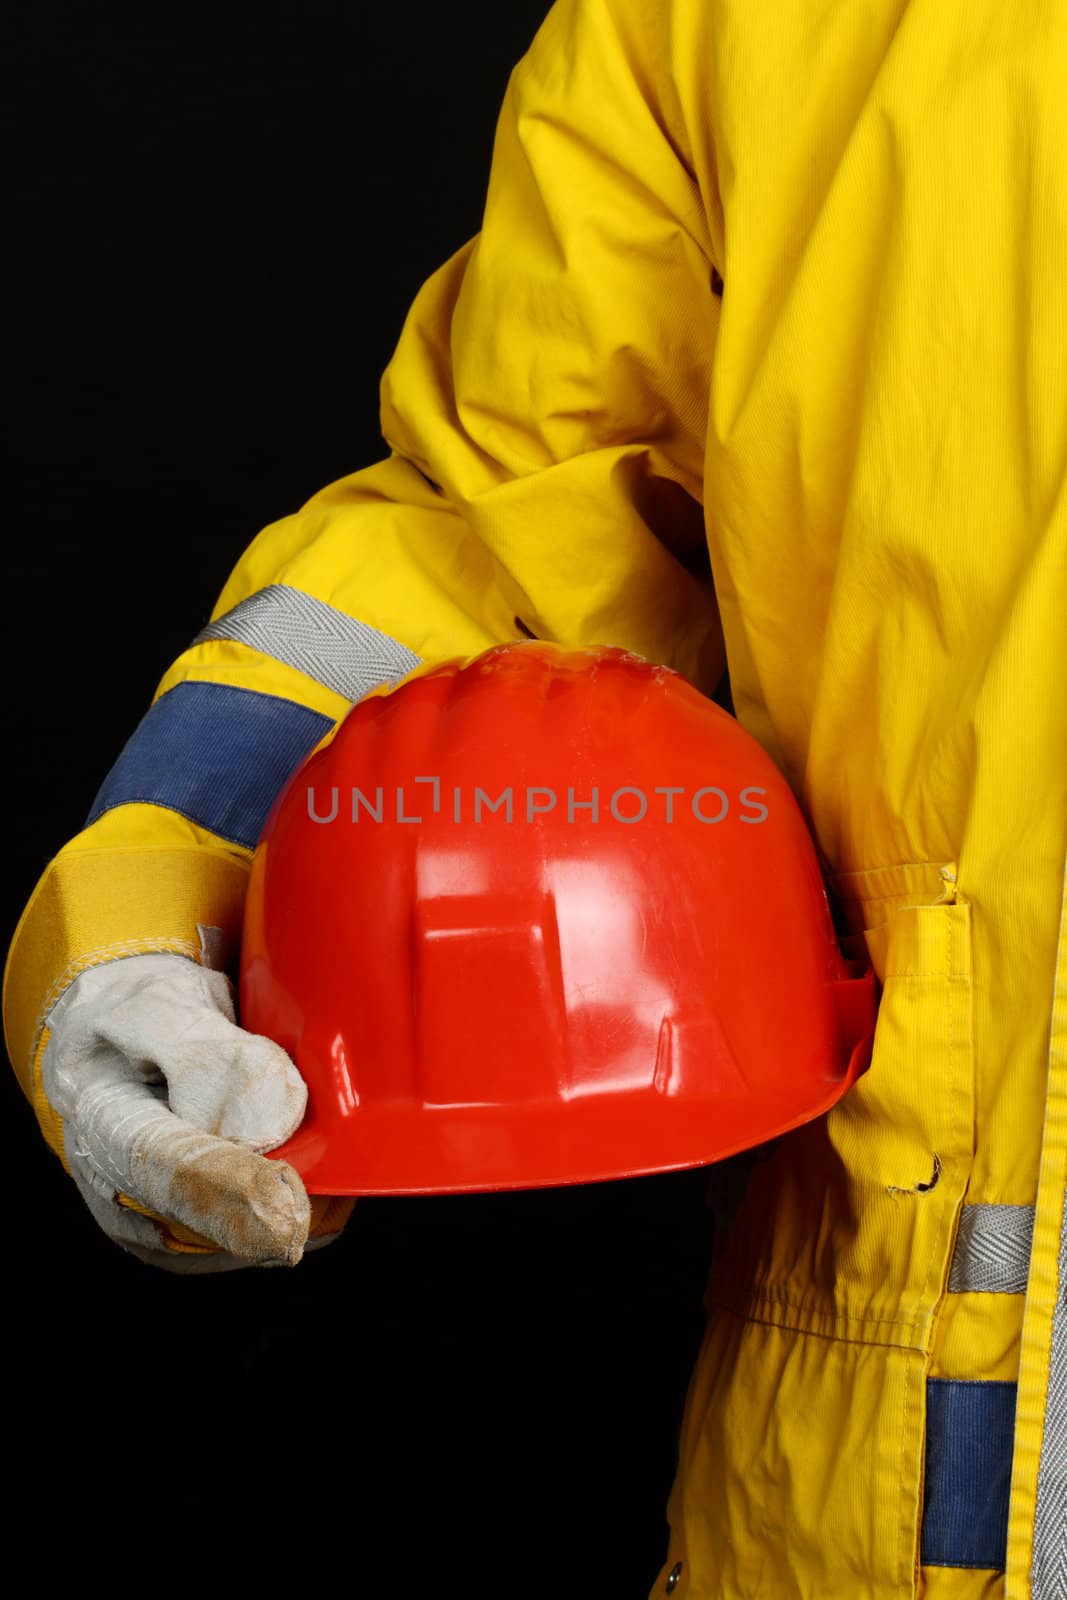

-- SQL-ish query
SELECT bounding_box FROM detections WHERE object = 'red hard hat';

[240,642,877,1195]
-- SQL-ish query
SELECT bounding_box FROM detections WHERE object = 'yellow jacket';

[5,0,1065,1593]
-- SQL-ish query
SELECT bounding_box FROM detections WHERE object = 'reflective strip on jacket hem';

[86,681,334,850]
[193,583,423,702]
[1028,847,1067,1600]
[1032,1180,1067,1596]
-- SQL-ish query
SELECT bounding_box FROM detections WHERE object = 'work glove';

[40,949,346,1272]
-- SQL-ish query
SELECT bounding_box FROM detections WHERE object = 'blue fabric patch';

[86,680,334,850]
[921,1378,1016,1571]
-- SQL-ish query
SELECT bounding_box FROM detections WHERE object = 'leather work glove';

[40,950,352,1272]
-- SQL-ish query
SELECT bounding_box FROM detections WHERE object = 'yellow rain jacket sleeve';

[2,6,723,1201]
[7,1,1067,1596]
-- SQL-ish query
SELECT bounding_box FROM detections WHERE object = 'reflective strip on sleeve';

[193,584,422,702]
[1032,1184,1067,1598]
[86,681,334,849]
[948,1204,1035,1295]
[922,1379,1016,1571]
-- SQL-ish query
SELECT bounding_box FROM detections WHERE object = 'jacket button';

[666,1561,683,1593]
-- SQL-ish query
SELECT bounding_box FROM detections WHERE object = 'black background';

[5,5,717,1587]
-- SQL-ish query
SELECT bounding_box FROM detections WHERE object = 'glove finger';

[65,1143,284,1273]
[164,1142,310,1264]
[47,1046,310,1264]
[157,1191,356,1249]
[166,1024,307,1152]
[94,959,307,1150]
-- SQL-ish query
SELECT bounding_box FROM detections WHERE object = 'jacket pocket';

[712,859,974,1342]
[660,862,975,1599]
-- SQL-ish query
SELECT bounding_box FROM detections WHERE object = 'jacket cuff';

[4,834,251,1103]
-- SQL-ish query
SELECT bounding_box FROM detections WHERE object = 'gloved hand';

[40,950,329,1272]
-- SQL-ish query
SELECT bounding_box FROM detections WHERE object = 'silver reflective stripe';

[1032,851,1067,1599]
[1032,1183,1067,1597]
[194,584,422,702]
[948,1204,1035,1295]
